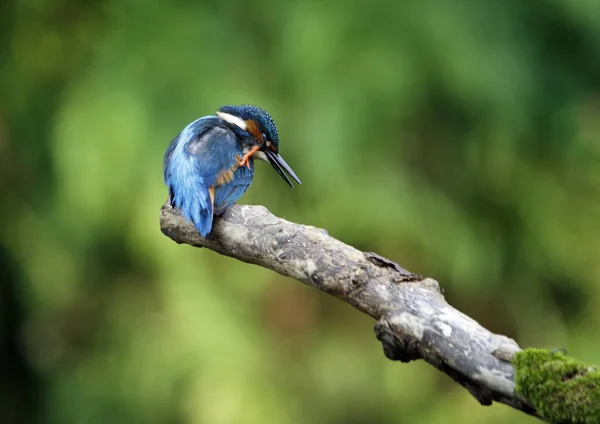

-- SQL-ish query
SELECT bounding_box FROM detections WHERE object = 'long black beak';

[265,149,302,188]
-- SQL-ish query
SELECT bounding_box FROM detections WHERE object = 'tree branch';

[159,202,539,420]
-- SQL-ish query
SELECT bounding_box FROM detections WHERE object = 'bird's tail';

[169,179,214,237]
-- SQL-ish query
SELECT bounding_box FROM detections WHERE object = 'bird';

[163,104,301,237]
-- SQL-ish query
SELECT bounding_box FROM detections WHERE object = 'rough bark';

[159,202,540,420]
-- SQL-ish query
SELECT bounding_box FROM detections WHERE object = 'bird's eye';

[261,133,268,143]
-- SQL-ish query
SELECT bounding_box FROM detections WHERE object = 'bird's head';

[216,104,301,187]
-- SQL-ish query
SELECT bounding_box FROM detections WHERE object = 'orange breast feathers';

[215,154,243,186]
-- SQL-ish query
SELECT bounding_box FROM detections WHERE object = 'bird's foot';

[239,145,260,169]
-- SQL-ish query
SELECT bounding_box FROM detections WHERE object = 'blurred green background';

[2,0,600,423]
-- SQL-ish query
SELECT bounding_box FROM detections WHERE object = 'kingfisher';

[163,104,301,237]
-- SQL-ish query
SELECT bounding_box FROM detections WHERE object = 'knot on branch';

[374,318,422,362]
[374,314,498,406]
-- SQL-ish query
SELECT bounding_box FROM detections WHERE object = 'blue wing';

[163,116,244,237]
[214,161,254,216]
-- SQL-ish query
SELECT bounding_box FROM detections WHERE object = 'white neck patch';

[253,151,269,162]
[217,112,247,131]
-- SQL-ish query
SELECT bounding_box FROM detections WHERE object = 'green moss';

[514,348,600,424]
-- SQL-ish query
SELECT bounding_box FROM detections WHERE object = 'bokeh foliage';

[1,0,600,423]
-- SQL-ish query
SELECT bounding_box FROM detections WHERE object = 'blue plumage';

[163,105,301,237]
[213,163,254,216]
